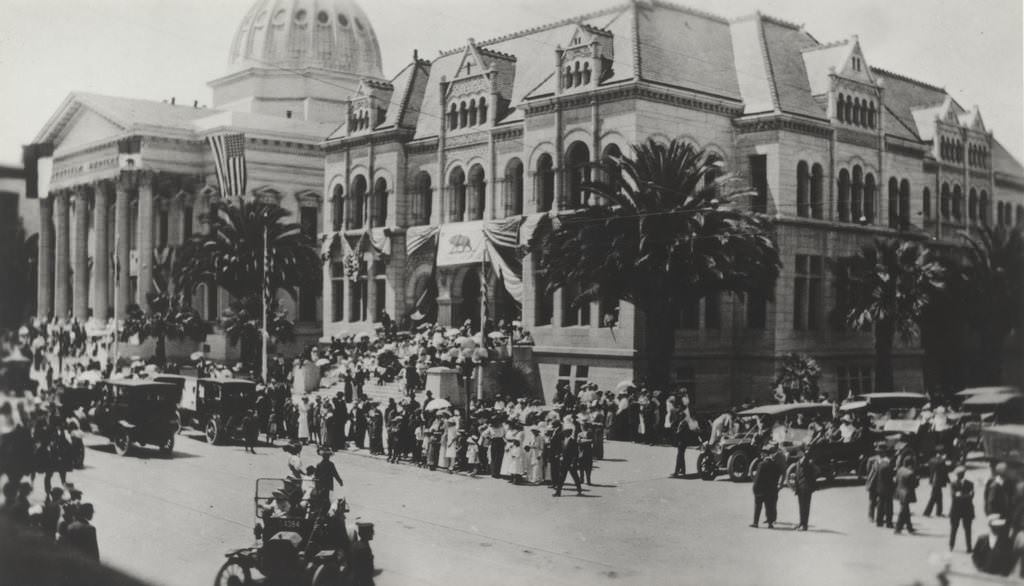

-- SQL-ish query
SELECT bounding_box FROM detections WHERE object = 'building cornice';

[733,114,833,138]
[322,128,415,153]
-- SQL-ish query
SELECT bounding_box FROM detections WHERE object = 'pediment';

[839,40,876,85]
[56,108,126,154]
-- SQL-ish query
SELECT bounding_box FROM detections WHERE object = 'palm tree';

[834,239,944,393]
[174,199,320,369]
[958,225,1024,383]
[534,138,782,389]
[220,295,295,370]
[120,251,209,367]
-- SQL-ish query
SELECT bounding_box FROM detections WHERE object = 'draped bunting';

[406,225,439,256]
[434,218,524,305]
[319,232,341,262]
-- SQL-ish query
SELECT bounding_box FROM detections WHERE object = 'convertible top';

[956,386,1021,398]
[854,392,928,402]
[962,393,1024,409]
[737,403,832,417]
[102,379,179,392]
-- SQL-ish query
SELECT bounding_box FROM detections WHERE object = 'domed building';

[26,0,387,365]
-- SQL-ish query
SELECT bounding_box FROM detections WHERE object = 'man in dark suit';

[894,458,919,534]
[948,466,975,552]
[552,423,583,497]
[751,445,782,528]
[864,442,884,522]
[923,447,950,517]
[58,503,98,561]
[984,462,1010,520]
[874,448,896,528]
[792,447,819,531]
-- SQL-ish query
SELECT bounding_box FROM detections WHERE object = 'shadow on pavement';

[88,444,199,459]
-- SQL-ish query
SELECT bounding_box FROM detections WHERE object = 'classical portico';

[36,169,207,322]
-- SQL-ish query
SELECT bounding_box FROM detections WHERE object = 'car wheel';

[113,432,131,457]
[785,462,798,489]
[214,559,252,586]
[310,561,342,586]
[697,452,717,481]
[747,456,762,480]
[727,451,751,482]
[206,419,220,445]
[160,435,175,456]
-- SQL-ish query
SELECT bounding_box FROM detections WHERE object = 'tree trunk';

[874,320,895,393]
[642,302,678,392]
[155,334,167,369]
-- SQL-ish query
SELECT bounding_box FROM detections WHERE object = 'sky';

[0,0,1021,166]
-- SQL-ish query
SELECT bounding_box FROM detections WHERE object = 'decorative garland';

[342,252,361,281]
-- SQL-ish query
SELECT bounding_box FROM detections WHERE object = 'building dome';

[227,0,383,79]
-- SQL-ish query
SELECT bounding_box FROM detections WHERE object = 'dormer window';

[447,96,488,131]
[558,25,613,93]
[852,56,862,72]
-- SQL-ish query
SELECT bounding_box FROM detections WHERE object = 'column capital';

[117,169,156,190]
[93,178,115,196]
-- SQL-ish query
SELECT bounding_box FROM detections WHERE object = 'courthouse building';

[30,0,1024,404]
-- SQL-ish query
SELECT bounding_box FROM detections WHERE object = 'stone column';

[114,177,131,321]
[93,182,110,322]
[136,172,155,308]
[37,197,54,317]
[365,254,377,323]
[53,191,71,318]
[73,188,91,319]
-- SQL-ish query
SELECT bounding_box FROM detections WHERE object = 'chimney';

[193,100,198,108]
[170,97,176,105]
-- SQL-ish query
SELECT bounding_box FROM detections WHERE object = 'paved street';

[48,430,997,586]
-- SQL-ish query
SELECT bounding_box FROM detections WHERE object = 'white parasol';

[424,398,453,411]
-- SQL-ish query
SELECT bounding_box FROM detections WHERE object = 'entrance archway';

[456,268,481,330]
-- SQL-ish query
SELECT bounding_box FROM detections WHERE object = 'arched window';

[503,158,524,217]
[868,102,876,129]
[412,171,432,226]
[372,177,388,227]
[836,93,845,122]
[956,141,963,162]
[448,104,458,130]
[888,177,899,228]
[863,172,875,223]
[810,163,824,219]
[940,183,950,220]
[853,99,862,127]
[922,187,931,219]
[536,154,555,212]
[564,66,573,88]
[479,98,488,124]
[968,188,978,223]
[844,96,853,123]
[996,202,1004,225]
[979,190,990,225]
[600,144,623,207]
[1017,205,1024,227]
[467,164,486,221]
[899,179,911,228]
[851,165,863,222]
[582,62,592,85]
[349,175,367,229]
[331,184,344,231]
[468,100,477,127]
[459,102,468,128]
[448,167,466,222]
[573,62,582,87]
[796,161,810,217]
[838,169,850,222]
[952,185,963,221]
[565,141,591,208]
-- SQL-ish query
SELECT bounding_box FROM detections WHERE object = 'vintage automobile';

[698,403,833,482]
[92,379,181,457]
[184,377,256,445]
[214,478,374,586]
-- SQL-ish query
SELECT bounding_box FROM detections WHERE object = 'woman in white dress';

[436,410,450,470]
[503,422,526,484]
[526,426,546,484]
[444,411,461,472]
[297,398,310,444]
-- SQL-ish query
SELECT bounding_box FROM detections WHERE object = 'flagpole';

[261,224,269,384]
[112,232,120,369]
[478,244,487,402]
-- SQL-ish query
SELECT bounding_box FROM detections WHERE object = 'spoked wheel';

[698,452,717,481]
[311,561,343,586]
[159,435,175,456]
[727,451,751,482]
[214,559,252,586]
[113,432,132,457]
[206,419,221,445]
[747,457,762,480]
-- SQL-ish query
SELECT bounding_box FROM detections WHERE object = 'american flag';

[208,133,247,198]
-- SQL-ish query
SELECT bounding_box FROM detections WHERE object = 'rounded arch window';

[317,10,329,24]
[295,9,307,22]
[354,17,364,31]
[254,10,269,27]
[338,13,349,26]
[272,9,287,25]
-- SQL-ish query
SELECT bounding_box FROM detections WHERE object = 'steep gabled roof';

[993,139,1024,177]
[872,68,949,141]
